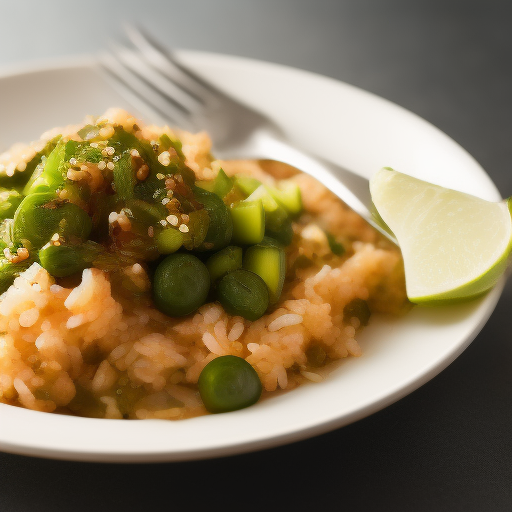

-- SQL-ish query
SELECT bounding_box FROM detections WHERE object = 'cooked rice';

[0,109,408,420]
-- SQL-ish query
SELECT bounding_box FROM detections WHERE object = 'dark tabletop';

[1,1,512,510]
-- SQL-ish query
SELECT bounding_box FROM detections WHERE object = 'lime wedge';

[370,168,512,304]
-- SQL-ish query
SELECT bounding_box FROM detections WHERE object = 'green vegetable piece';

[0,189,23,221]
[77,124,101,141]
[13,192,92,249]
[343,298,371,326]
[153,253,210,317]
[198,355,262,413]
[326,232,345,256]
[0,258,32,294]
[156,228,184,254]
[265,216,294,246]
[268,180,303,216]
[113,152,135,201]
[194,188,233,251]
[197,169,233,199]
[39,245,89,278]
[181,209,210,250]
[306,345,327,367]
[216,269,269,321]
[158,133,173,151]
[246,184,289,234]
[23,141,66,195]
[234,175,261,197]
[243,236,286,305]
[230,200,265,245]
[206,246,243,283]
[0,136,60,190]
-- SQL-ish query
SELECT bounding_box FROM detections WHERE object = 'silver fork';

[98,25,393,241]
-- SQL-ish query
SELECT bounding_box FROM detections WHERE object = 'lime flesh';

[370,168,512,304]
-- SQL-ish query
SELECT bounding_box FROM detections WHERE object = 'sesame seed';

[51,233,60,241]
[108,212,118,224]
[179,224,189,233]
[181,214,190,223]
[98,161,106,170]
[156,173,165,180]
[130,149,140,157]
[159,220,168,227]
[69,158,77,166]
[6,163,15,177]
[106,146,115,156]
[101,149,108,157]
[161,197,170,205]
[80,165,88,171]
[90,142,99,148]
[166,215,179,226]
[158,151,171,166]
[99,125,115,139]
[106,162,114,170]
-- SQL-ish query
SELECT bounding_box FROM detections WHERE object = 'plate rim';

[0,52,503,462]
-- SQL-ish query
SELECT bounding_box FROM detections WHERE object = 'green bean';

[38,244,96,278]
[13,192,92,249]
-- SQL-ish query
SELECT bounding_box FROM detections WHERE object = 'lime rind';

[370,168,512,305]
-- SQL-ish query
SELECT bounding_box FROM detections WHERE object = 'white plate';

[0,53,503,462]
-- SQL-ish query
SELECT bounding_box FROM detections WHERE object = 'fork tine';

[124,24,221,103]
[98,52,194,130]
[111,43,201,114]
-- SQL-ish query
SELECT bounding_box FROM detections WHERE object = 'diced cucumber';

[268,180,302,216]
[243,236,286,305]
[206,246,243,283]
[196,169,233,198]
[234,175,261,197]
[156,228,184,254]
[246,184,289,234]
[230,200,265,245]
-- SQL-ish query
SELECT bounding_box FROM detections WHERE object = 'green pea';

[216,269,269,321]
[156,228,184,254]
[194,187,233,251]
[153,253,210,317]
[38,245,88,278]
[198,355,262,413]
[206,246,243,283]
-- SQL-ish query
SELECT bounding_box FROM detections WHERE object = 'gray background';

[1,1,512,510]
